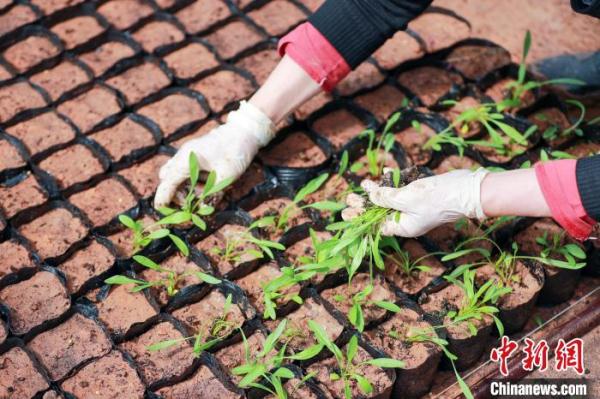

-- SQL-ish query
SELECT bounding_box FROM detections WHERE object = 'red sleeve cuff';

[535,160,595,241]
[278,22,351,92]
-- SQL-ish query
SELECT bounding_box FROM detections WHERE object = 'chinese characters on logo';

[490,336,584,376]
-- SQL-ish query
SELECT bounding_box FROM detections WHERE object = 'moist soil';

[119,321,195,386]
[118,153,171,199]
[190,70,254,112]
[215,330,269,384]
[515,218,581,303]
[156,364,239,399]
[0,271,70,335]
[425,220,491,263]
[445,45,511,81]
[51,16,105,50]
[394,123,436,166]
[307,343,394,399]
[433,155,481,174]
[484,78,536,110]
[397,67,462,107]
[107,215,158,258]
[321,274,396,327]
[39,144,105,189]
[58,240,115,294]
[365,308,442,398]
[164,42,219,80]
[260,132,327,168]
[264,297,343,352]
[384,239,446,295]
[353,150,400,179]
[441,97,484,138]
[235,261,300,314]
[284,231,332,266]
[137,94,207,138]
[0,347,49,398]
[90,117,157,163]
[311,109,366,150]
[61,350,145,399]
[139,252,207,307]
[69,178,137,227]
[4,35,60,73]
[304,174,350,219]
[172,289,246,339]
[57,85,122,133]
[0,240,35,279]
[79,41,136,77]
[94,284,157,336]
[0,173,47,218]
[248,198,311,240]
[195,224,261,276]
[106,62,171,105]
[529,107,571,147]
[6,111,76,156]
[27,313,112,380]
[30,60,91,101]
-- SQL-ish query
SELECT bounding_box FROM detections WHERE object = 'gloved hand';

[154,101,275,208]
[357,168,489,237]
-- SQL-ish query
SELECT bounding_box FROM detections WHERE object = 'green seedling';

[333,283,401,332]
[350,112,401,178]
[146,293,240,355]
[389,325,474,399]
[381,237,437,278]
[253,173,329,234]
[158,153,234,232]
[538,100,586,141]
[105,254,220,296]
[232,320,322,398]
[118,214,190,256]
[308,321,404,399]
[536,231,586,269]
[539,149,576,162]
[210,227,285,265]
[444,269,511,337]
[498,31,585,111]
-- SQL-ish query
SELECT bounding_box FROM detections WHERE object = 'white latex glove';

[361,168,489,237]
[154,101,275,208]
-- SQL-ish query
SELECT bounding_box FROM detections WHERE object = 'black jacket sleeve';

[309,0,433,69]
[571,0,600,18]
[576,155,600,222]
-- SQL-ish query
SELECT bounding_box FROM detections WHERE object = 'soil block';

[57,85,122,133]
[156,364,240,399]
[284,231,332,266]
[295,92,333,120]
[89,116,157,163]
[265,297,343,353]
[236,48,281,86]
[0,139,26,172]
[425,219,491,264]
[30,60,91,102]
[321,274,396,328]
[39,144,105,190]
[214,329,269,384]
[98,0,154,30]
[132,20,185,53]
[0,270,70,335]
[106,62,171,105]
[397,67,462,108]
[139,252,210,307]
[419,283,493,370]
[94,284,158,336]
[432,155,480,174]
[337,61,385,97]
[354,85,407,122]
[441,97,484,138]
[164,42,219,80]
[0,81,47,123]
[172,289,246,339]
[204,20,263,60]
[190,70,254,113]
[69,177,137,227]
[29,0,85,15]
[6,111,76,157]
[394,123,436,166]
[248,0,305,37]
[0,347,49,398]
[79,41,136,77]
[365,308,442,399]
[514,218,581,304]
[118,153,171,199]
[408,12,470,53]
[106,214,158,259]
[18,207,88,260]
[235,261,301,315]
[247,197,311,241]
[311,109,367,151]
[0,173,47,218]
[51,16,105,50]
[484,78,536,109]
[61,350,145,399]
[27,313,112,380]
[475,262,543,334]
[352,150,401,180]
[137,93,208,138]
[195,224,262,276]
[0,240,35,281]
[0,319,6,345]
[3,35,60,73]
[373,31,423,70]
[304,174,350,219]
[307,343,394,399]
[0,5,38,37]
[565,141,600,158]
[260,131,327,168]
[384,239,446,296]
[57,240,115,294]
[175,0,231,34]
[120,321,195,386]
[445,44,512,81]
[171,120,219,148]
[225,161,267,203]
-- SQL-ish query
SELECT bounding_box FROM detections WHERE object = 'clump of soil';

[0,240,35,279]
[94,284,157,336]
[260,132,327,168]
[156,364,238,398]
[395,123,436,165]
[0,347,49,398]
[58,240,115,294]
[397,67,462,107]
